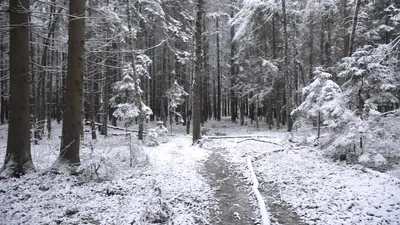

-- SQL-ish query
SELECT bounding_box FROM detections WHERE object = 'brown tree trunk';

[47,39,54,139]
[308,14,314,80]
[193,0,204,142]
[56,51,62,124]
[3,0,34,176]
[282,0,293,132]
[240,98,244,125]
[348,0,361,56]
[90,72,97,140]
[230,10,237,123]
[216,17,221,121]
[0,30,5,124]
[161,45,167,124]
[342,0,350,57]
[101,45,111,136]
[58,0,86,166]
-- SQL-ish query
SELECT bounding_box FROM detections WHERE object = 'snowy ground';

[0,123,213,225]
[1,118,400,225]
[200,118,400,225]
[205,120,400,225]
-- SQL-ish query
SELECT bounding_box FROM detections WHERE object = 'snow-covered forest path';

[201,119,400,225]
[202,147,255,224]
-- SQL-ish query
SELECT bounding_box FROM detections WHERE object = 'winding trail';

[202,148,255,225]
[200,135,307,225]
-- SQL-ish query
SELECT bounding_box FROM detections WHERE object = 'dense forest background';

[0,0,399,176]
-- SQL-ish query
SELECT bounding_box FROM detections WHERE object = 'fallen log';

[203,135,275,140]
[236,138,281,146]
[84,121,148,134]
[247,156,271,225]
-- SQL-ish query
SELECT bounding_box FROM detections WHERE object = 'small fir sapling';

[292,67,347,142]
[165,80,188,132]
[144,122,168,147]
[332,43,399,158]
[338,44,397,112]
[155,121,168,143]
[110,59,153,128]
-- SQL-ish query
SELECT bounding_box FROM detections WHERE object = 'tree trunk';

[308,14,314,80]
[136,80,144,140]
[223,88,227,117]
[59,0,86,166]
[216,17,221,121]
[255,101,259,130]
[56,51,62,124]
[348,0,361,56]
[192,0,204,143]
[282,0,293,132]
[0,30,5,124]
[267,99,274,129]
[213,71,217,120]
[47,39,54,139]
[3,0,34,176]
[230,10,237,123]
[342,0,350,57]
[240,98,244,125]
[101,45,110,136]
[317,111,321,140]
[161,45,167,124]
[90,71,97,140]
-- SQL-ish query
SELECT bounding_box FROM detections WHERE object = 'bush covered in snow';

[292,42,400,167]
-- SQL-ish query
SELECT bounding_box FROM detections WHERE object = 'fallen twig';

[252,149,285,162]
[204,135,275,140]
[84,121,148,134]
[236,138,281,146]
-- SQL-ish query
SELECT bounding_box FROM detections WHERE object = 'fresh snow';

[1,119,400,225]
[220,135,400,225]
[0,124,213,225]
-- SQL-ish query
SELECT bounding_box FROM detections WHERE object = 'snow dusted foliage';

[292,67,345,127]
[338,44,398,110]
[135,54,152,79]
[357,109,400,161]
[110,68,140,120]
[297,43,400,161]
[232,0,279,42]
[235,58,279,102]
[111,58,153,122]
[165,80,188,122]
[291,67,360,155]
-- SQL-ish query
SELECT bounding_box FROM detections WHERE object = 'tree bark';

[281,0,293,132]
[47,39,54,139]
[101,45,111,136]
[55,51,62,123]
[58,0,86,166]
[0,30,5,124]
[192,0,204,143]
[90,70,97,140]
[342,0,350,57]
[216,16,221,121]
[308,14,314,80]
[230,10,237,123]
[348,0,361,56]
[240,98,244,125]
[3,0,34,176]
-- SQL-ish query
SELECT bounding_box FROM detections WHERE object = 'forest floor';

[1,117,400,225]
[202,147,255,224]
